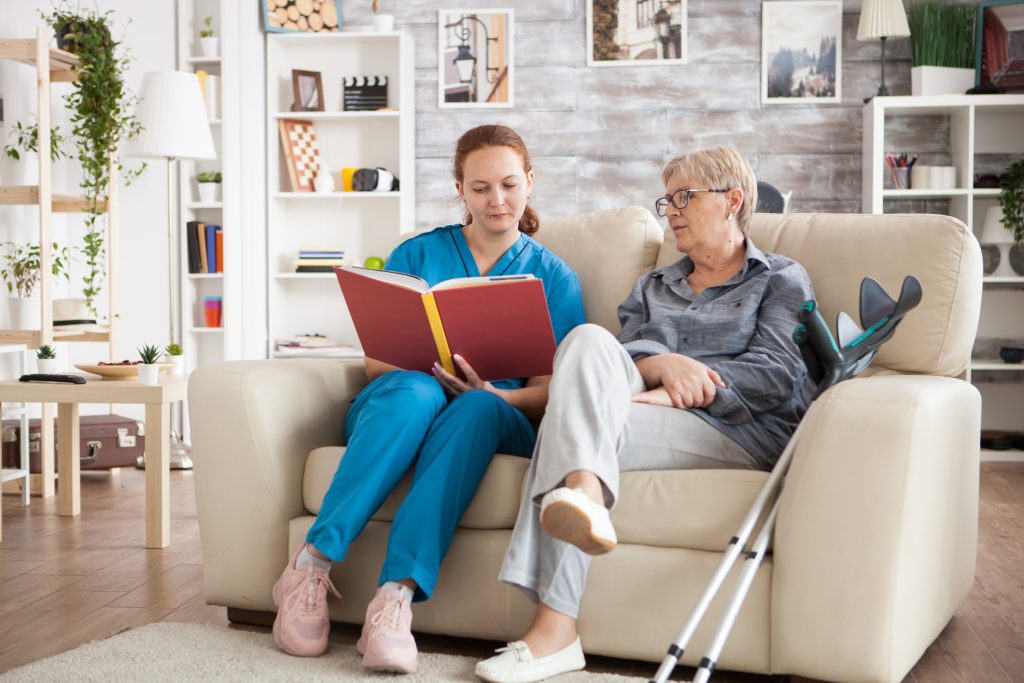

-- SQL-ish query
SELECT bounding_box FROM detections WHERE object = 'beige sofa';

[190,208,982,683]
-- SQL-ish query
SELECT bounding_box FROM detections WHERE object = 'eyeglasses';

[655,188,729,217]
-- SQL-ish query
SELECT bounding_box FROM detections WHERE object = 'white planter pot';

[36,358,58,374]
[7,296,40,330]
[911,66,975,97]
[197,182,221,203]
[373,14,395,32]
[167,355,185,376]
[138,364,160,385]
[200,37,219,57]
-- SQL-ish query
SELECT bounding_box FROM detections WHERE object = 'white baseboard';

[980,448,1024,463]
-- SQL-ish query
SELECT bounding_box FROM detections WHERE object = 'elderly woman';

[475,146,816,683]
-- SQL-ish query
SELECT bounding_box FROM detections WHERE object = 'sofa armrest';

[188,359,368,611]
[771,375,980,683]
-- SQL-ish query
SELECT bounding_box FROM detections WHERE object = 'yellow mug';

[342,167,357,192]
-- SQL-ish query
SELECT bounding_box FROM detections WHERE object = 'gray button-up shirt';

[617,238,815,467]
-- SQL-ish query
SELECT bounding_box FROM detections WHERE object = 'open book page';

[344,266,430,293]
[430,274,537,291]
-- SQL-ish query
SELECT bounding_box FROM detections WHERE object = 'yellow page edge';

[422,292,455,374]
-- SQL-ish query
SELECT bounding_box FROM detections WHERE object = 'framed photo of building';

[586,0,687,67]
[976,0,1024,93]
[438,8,514,108]
[761,1,842,104]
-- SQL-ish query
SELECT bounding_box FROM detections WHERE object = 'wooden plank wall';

[343,0,956,229]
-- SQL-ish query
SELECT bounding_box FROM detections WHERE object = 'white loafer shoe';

[540,487,617,555]
[475,638,585,683]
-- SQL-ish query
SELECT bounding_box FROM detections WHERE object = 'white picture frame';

[586,0,687,67]
[761,0,842,104]
[438,8,514,108]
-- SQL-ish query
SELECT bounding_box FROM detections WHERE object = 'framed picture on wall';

[976,0,1024,93]
[291,69,324,112]
[438,8,514,108]
[262,0,342,33]
[761,1,842,104]
[586,0,687,66]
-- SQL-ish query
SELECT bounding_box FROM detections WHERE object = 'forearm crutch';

[649,275,922,683]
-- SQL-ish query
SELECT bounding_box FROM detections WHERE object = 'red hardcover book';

[215,229,223,273]
[335,266,557,381]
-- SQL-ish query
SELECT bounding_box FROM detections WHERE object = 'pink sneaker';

[271,543,341,657]
[355,584,418,673]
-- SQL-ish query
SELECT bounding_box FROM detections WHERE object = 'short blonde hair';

[661,146,758,235]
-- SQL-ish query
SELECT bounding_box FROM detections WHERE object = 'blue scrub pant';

[306,370,536,602]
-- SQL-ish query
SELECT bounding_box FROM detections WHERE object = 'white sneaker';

[475,638,585,683]
[540,487,617,555]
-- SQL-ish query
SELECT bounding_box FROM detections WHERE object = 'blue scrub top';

[385,224,586,390]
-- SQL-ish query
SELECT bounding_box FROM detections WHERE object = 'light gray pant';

[499,324,760,619]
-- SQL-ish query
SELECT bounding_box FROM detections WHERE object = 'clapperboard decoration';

[343,76,389,111]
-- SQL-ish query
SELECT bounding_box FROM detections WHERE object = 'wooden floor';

[0,464,1022,681]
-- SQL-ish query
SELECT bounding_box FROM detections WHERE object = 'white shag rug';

[2,622,648,682]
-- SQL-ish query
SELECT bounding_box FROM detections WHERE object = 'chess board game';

[279,119,321,192]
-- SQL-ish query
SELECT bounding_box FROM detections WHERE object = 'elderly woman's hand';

[634,353,726,409]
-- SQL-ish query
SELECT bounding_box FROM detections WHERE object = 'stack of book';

[187,221,223,273]
[295,250,347,273]
[196,70,221,121]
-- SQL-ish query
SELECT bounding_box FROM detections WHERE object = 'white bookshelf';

[265,31,415,358]
[863,95,1024,440]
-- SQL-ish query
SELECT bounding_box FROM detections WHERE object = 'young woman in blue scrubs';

[271,125,586,674]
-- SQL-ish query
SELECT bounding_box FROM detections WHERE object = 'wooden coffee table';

[0,374,188,548]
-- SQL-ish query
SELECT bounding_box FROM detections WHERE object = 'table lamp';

[125,71,216,469]
[857,0,911,101]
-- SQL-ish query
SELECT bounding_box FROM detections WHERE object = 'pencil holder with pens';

[888,167,911,190]
[884,152,916,190]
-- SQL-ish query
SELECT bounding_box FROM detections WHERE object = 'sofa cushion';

[656,213,981,378]
[304,447,768,551]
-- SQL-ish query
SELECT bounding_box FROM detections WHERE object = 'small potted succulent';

[165,343,184,375]
[196,171,222,203]
[137,344,163,385]
[198,16,218,57]
[36,345,58,374]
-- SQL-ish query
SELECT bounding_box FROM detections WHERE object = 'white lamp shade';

[857,0,911,41]
[125,71,216,160]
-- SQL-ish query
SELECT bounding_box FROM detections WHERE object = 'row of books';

[187,221,223,274]
[196,70,221,121]
[295,250,348,273]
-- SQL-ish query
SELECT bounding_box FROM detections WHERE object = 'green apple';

[364,256,385,270]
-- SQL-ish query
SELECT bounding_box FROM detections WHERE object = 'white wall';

[0,1,175,419]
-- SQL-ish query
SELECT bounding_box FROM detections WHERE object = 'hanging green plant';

[999,159,1024,247]
[41,2,147,317]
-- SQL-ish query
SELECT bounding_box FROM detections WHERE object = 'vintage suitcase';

[1,415,145,472]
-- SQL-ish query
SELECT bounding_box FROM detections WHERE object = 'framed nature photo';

[438,8,514,108]
[291,69,324,112]
[976,0,1024,93]
[262,0,341,33]
[761,1,842,104]
[587,0,687,67]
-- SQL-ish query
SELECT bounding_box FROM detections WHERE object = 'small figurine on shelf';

[165,343,184,376]
[137,344,163,385]
[313,161,335,194]
[199,16,218,57]
[36,345,58,374]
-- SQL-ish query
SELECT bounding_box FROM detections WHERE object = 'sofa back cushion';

[532,206,663,333]
[654,213,982,377]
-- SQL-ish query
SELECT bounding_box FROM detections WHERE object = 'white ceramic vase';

[200,36,219,57]
[138,364,160,385]
[373,14,395,32]
[36,358,58,374]
[7,296,40,330]
[167,355,185,376]
[197,182,221,203]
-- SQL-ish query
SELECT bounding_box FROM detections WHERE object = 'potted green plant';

[1,242,74,330]
[906,1,976,96]
[196,171,223,203]
[42,3,146,318]
[137,344,163,385]
[999,159,1024,276]
[36,344,58,374]
[198,16,218,57]
[165,342,184,375]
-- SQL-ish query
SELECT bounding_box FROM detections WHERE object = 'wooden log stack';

[266,0,339,33]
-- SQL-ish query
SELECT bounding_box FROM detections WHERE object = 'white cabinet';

[265,31,415,358]
[863,95,1024,443]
